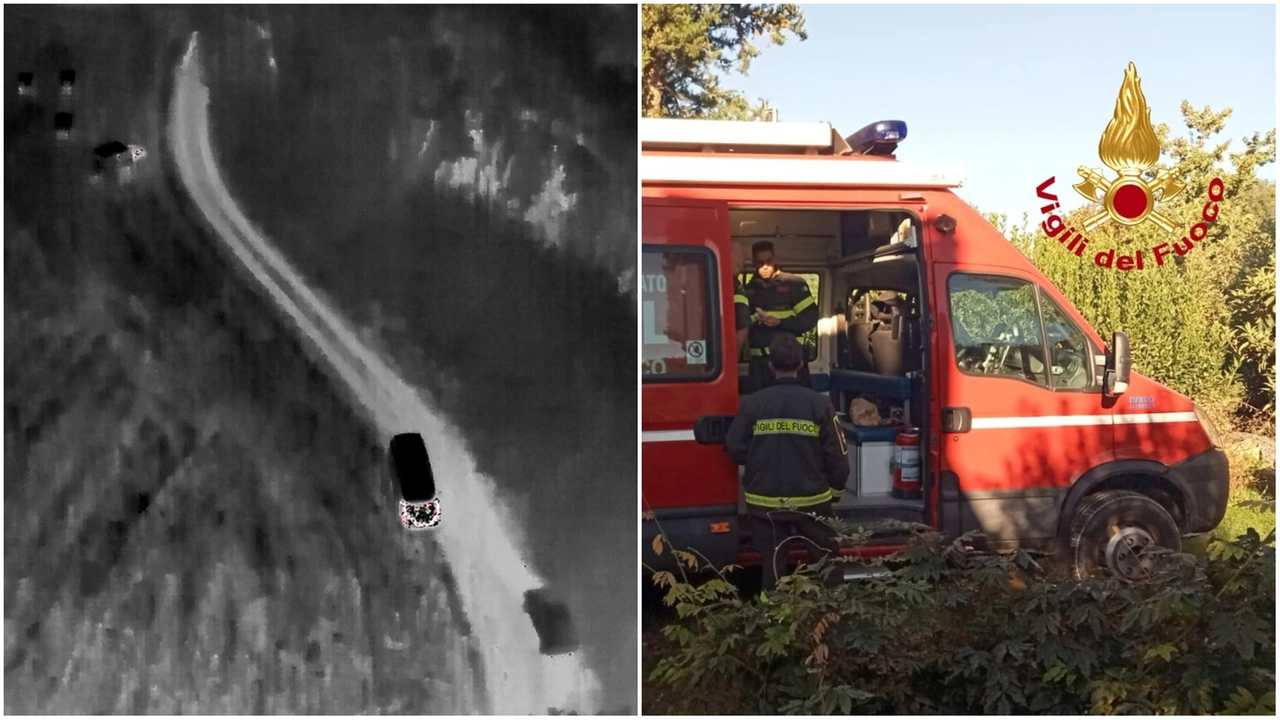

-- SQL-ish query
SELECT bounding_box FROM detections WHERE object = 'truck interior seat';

[845,294,875,372]
[868,295,908,376]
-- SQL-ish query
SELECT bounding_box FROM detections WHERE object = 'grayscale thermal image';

[4,5,637,715]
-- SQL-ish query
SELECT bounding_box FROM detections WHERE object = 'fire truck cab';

[640,118,1230,581]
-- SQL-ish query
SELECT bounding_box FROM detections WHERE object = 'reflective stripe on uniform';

[753,418,819,437]
[749,347,768,357]
[733,293,749,305]
[792,294,815,313]
[745,489,833,508]
[760,308,797,319]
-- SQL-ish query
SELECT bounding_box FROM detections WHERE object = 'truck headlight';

[1193,404,1223,448]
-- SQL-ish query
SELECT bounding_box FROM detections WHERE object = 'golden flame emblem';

[1073,63,1185,232]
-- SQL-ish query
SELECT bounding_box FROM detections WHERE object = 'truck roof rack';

[641,117,964,188]
[640,118,854,156]
[641,154,964,188]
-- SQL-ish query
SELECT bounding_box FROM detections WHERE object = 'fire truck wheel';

[1068,490,1180,582]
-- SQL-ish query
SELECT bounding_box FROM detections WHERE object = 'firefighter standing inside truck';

[734,276,751,358]
[742,240,819,393]
[726,334,849,591]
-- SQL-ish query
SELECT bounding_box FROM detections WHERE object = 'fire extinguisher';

[892,428,922,500]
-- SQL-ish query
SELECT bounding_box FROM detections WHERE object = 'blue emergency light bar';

[845,120,908,156]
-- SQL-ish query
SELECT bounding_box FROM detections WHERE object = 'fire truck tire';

[1068,490,1180,582]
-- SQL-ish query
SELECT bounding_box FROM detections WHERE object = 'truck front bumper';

[1171,447,1230,534]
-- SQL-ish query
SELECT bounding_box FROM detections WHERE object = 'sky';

[727,3,1277,224]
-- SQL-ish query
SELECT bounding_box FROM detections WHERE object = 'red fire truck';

[640,118,1230,581]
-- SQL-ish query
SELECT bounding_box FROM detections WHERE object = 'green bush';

[649,527,1275,715]
[1227,254,1276,423]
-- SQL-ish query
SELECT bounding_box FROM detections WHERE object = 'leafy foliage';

[641,4,806,119]
[1227,253,1276,418]
[4,218,481,713]
[203,7,640,703]
[7,6,635,712]
[649,526,1276,715]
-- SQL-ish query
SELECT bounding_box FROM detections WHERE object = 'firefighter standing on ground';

[725,335,849,591]
[742,241,818,393]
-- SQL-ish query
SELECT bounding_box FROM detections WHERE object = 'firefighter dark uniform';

[743,272,818,393]
[733,279,751,362]
[725,377,850,590]
[733,279,751,331]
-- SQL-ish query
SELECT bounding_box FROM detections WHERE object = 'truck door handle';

[942,407,972,433]
[694,415,737,446]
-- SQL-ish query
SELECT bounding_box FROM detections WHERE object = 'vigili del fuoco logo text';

[1034,62,1224,271]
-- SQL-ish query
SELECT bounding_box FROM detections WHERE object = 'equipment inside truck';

[731,207,928,526]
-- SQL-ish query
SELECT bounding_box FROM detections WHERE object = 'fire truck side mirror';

[693,415,736,446]
[1104,331,1131,397]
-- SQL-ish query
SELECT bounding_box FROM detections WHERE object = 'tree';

[642,4,806,119]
